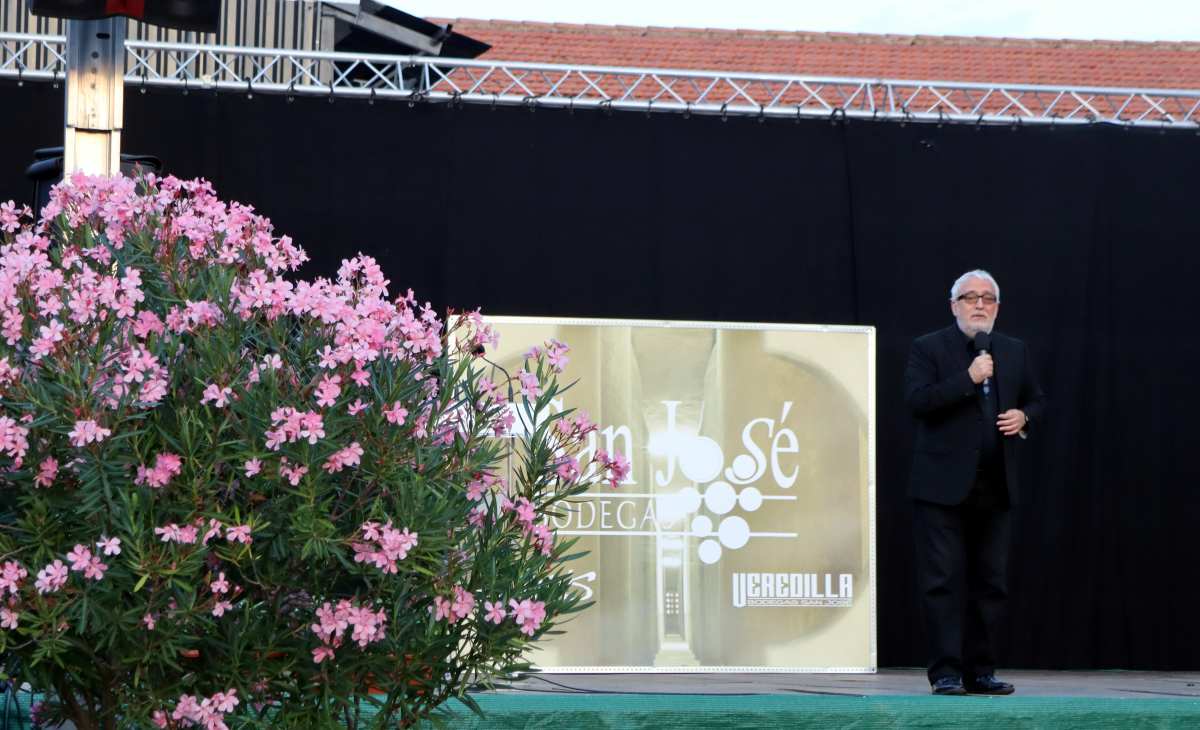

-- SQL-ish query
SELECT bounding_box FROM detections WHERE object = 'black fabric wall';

[3,79,1199,670]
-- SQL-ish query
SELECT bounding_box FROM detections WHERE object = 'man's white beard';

[957,320,994,336]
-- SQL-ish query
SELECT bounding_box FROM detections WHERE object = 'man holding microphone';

[905,269,1046,695]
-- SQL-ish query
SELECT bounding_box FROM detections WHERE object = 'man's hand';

[968,353,994,384]
[997,409,1026,436]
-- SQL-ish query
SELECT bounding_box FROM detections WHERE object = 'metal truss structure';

[3,31,1200,128]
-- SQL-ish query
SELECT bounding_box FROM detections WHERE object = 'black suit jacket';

[905,325,1047,506]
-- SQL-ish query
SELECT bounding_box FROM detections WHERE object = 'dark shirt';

[964,332,1006,507]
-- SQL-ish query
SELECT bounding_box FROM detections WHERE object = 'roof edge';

[430,17,1200,51]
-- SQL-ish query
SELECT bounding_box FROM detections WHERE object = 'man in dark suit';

[905,269,1046,696]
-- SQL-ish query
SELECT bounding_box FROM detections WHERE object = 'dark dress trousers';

[905,325,1046,682]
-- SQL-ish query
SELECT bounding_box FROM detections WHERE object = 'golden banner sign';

[490,317,876,672]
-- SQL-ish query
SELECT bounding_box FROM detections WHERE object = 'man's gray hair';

[949,269,1001,302]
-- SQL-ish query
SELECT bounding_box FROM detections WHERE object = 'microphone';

[972,332,991,395]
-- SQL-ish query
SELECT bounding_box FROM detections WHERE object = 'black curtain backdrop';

[3,79,1199,670]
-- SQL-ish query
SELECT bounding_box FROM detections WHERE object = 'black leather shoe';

[931,676,967,695]
[966,673,1015,695]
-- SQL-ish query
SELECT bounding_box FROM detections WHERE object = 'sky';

[395,1,1200,42]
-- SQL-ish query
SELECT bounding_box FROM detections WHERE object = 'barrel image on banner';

[488,318,876,672]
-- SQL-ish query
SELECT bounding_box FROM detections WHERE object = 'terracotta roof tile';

[435,18,1200,89]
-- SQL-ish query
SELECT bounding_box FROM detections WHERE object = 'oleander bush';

[0,175,627,729]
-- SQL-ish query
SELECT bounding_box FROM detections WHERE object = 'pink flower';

[514,497,536,527]
[530,523,554,556]
[181,300,224,330]
[555,456,580,483]
[466,473,497,501]
[225,524,253,544]
[0,358,17,390]
[509,598,533,623]
[517,370,542,399]
[433,423,456,446]
[412,412,430,439]
[154,523,198,544]
[386,526,418,555]
[34,456,58,487]
[0,200,23,233]
[29,338,54,361]
[467,506,486,527]
[609,452,631,486]
[314,374,341,408]
[116,294,137,319]
[317,346,339,369]
[596,449,631,488]
[383,401,408,425]
[265,407,324,448]
[212,690,239,714]
[212,600,233,617]
[484,407,511,436]
[450,586,476,621]
[68,419,111,448]
[347,399,368,415]
[171,694,203,724]
[35,560,68,594]
[166,687,240,728]
[121,348,163,386]
[508,598,547,636]
[96,536,121,556]
[210,572,230,594]
[29,319,66,361]
[0,561,28,595]
[135,452,183,489]
[132,310,164,338]
[312,645,335,664]
[556,410,597,439]
[82,557,107,581]
[546,339,570,373]
[353,522,417,574]
[310,600,387,649]
[243,458,261,477]
[476,377,502,406]
[0,607,19,630]
[143,613,156,630]
[323,441,364,473]
[264,429,285,450]
[279,461,308,486]
[66,544,93,572]
[484,600,506,624]
[200,382,233,408]
[158,452,183,476]
[433,595,452,621]
[201,519,223,544]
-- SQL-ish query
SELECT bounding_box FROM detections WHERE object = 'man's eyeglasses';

[955,293,998,306]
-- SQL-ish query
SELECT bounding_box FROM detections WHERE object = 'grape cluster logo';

[549,400,801,566]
